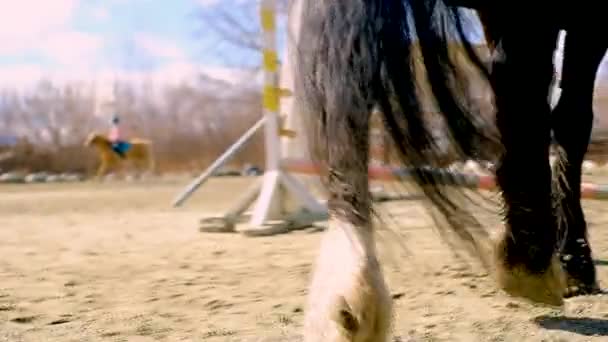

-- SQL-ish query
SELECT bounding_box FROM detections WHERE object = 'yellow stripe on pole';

[263,49,278,72]
[260,8,275,31]
[263,85,279,112]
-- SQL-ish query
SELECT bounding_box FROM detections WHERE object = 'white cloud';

[133,34,186,60]
[91,7,110,21]
[40,31,105,66]
[0,0,264,94]
[197,0,249,7]
[0,0,105,68]
[107,0,150,3]
[0,0,78,54]
[0,62,260,92]
[199,65,261,85]
[0,64,101,93]
[0,65,45,90]
[112,62,258,87]
[198,0,221,7]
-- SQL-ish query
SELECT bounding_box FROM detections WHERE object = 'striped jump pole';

[283,159,608,200]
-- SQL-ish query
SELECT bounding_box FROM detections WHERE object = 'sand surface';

[1,177,608,341]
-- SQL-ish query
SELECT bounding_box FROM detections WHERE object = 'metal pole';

[172,116,266,207]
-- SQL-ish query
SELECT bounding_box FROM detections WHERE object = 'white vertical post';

[280,0,305,159]
[249,0,285,226]
[260,0,281,173]
[175,0,325,234]
[278,0,323,196]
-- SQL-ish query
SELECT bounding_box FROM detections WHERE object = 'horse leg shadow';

[131,160,149,181]
[593,259,608,266]
[534,315,608,336]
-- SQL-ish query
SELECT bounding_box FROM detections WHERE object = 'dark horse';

[293,0,607,341]
[451,1,607,298]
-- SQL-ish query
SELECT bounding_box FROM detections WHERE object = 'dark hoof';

[494,240,565,307]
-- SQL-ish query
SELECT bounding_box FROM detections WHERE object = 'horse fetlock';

[303,222,392,342]
[304,273,392,342]
[564,277,601,298]
[334,304,359,335]
[329,288,392,342]
[494,238,565,307]
[561,253,601,298]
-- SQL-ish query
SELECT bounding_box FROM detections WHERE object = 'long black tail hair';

[294,0,503,262]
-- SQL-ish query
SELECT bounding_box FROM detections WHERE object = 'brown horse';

[84,132,155,180]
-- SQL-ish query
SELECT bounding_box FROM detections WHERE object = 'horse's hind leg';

[491,23,566,306]
[303,112,391,341]
[551,30,606,297]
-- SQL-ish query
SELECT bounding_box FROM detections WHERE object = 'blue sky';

[0,0,604,88]
[0,0,484,83]
[0,0,268,86]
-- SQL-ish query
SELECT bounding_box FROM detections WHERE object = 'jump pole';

[241,0,325,236]
[173,0,326,235]
[282,159,608,200]
[172,116,266,207]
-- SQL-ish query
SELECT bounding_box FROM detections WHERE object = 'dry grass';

[0,80,265,175]
[0,81,607,176]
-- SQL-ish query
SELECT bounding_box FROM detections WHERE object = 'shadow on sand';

[534,315,608,336]
[593,259,608,266]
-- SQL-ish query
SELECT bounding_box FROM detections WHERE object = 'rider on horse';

[109,114,130,158]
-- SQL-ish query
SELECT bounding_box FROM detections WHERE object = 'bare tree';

[194,0,291,69]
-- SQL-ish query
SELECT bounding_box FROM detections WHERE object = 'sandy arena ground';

[1,176,608,341]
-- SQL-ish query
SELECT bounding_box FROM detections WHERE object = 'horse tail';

[295,0,501,263]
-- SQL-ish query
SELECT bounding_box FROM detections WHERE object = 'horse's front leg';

[491,23,565,306]
[551,30,606,297]
[95,160,108,181]
[303,108,392,342]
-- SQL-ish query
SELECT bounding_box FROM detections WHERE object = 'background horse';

[294,0,606,341]
[84,132,155,180]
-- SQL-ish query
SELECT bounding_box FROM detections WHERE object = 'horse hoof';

[494,241,565,307]
[303,222,392,342]
[563,278,602,298]
[304,267,392,342]
[564,285,603,298]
